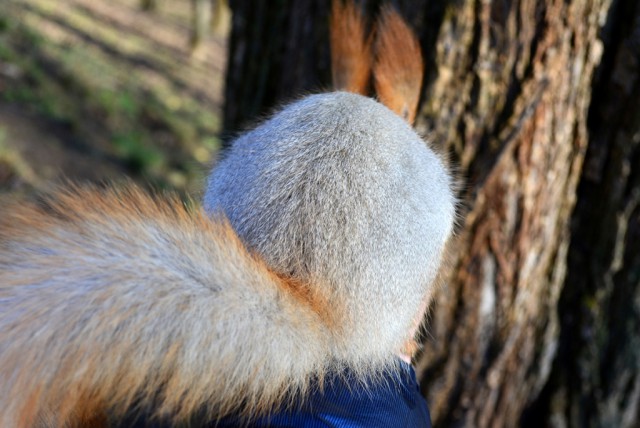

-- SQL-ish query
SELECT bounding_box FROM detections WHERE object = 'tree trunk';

[414,1,612,425]
[223,0,332,138]
[189,0,213,51]
[525,1,640,426]
[223,1,640,426]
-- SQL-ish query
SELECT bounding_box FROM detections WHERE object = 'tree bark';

[525,1,640,426]
[223,0,332,138]
[414,1,612,425]
[189,0,213,51]
[223,1,640,426]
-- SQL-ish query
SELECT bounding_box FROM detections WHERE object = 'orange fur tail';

[0,186,333,427]
[373,6,424,124]
[330,0,372,95]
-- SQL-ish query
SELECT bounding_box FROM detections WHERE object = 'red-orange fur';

[0,186,335,426]
[373,6,424,124]
[330,0,372,95]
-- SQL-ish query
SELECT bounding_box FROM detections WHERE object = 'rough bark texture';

[525,1,640,426]
[223,1,640,426]
[414,1,611,426]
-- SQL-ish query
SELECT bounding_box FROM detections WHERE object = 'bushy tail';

[0,186,332,427]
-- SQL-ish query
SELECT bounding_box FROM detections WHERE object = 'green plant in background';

[112,131,164,174]
[0,16,9,33]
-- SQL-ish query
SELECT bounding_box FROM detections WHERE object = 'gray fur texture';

[205,91,455,363]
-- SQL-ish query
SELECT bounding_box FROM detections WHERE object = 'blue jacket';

[125,361,431,427]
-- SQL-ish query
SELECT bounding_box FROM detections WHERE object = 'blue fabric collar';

[122,360,432,427]
[217,360,432,428]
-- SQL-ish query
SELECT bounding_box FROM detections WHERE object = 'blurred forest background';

[0,0,228,193]
[1,0,639,427]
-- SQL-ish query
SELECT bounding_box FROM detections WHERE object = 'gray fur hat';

[205,91,455,360]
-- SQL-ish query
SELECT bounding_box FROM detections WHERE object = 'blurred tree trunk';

[223,0,332,138]
[525,1,640,426]
[224,1,640,426]
[189,0,231,52]
[189,0,213,51]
